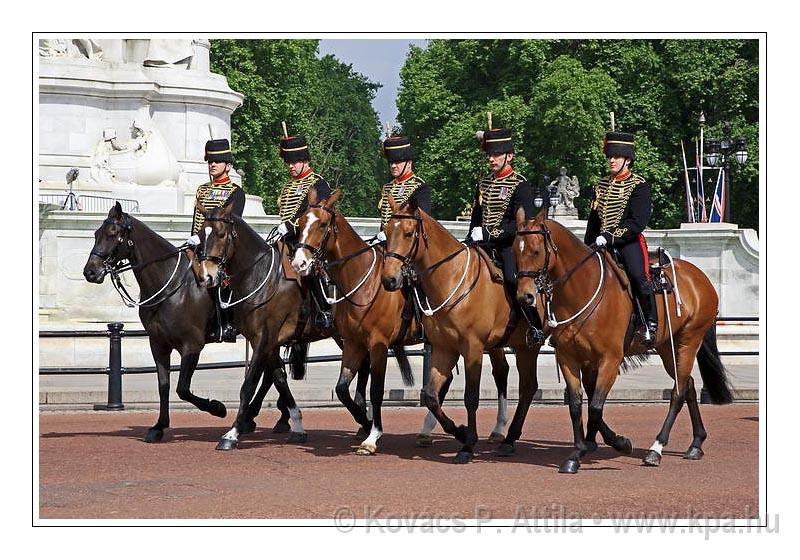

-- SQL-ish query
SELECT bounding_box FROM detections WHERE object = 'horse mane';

[127,214,178,253]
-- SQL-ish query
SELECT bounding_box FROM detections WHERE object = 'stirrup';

[314,311,334,329]
[221,325,238,343]
[526,326,546,347]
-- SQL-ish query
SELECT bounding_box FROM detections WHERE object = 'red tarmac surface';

[39,403,758,520]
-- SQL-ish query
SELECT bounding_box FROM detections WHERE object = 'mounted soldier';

[273,128,334,329]
[374,135,432,243]
[467,125,545,346]
[187,138,244,343]
[584,131,657,345]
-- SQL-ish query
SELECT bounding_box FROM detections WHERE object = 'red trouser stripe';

[638,233,650,280]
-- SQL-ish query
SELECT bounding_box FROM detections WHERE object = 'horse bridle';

[197,215,237,266]
[384,211,428,268]
[90,215,136,273]
[515,220,558,295]
[294,203,338,264]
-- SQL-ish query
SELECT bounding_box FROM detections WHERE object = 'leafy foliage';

[210,40,383,216]
[396,39,759,230]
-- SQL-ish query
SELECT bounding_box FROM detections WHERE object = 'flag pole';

[680,139,694,223]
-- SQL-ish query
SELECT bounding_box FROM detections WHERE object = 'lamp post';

[705,121,748,223]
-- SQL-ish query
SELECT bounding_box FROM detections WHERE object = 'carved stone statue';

[549,166,580,210]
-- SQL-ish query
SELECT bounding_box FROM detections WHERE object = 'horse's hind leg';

[175,351,227,419]
[144,341,172,443]
[487,348,510,443]
[267,350,308,444]
[682,375,708,460]
[497,346,540,457]
[643,338,700,467]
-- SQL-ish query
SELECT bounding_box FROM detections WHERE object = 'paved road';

[39,403,758,520]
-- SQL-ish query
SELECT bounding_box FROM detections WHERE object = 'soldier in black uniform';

[584,131,657,344]
[187,138,245,343]
[275,133,334,328]
[468,127,545,346]
[374,135,431,244]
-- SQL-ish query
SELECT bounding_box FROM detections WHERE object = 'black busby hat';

[480,128,514,155]
[204,138,234,163]
[603,131,635,161]
[279,135,311,163]
[382,135,414,163]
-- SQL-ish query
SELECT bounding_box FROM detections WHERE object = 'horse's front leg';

[216,343,266,450]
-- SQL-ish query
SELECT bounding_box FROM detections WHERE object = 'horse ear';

[110,201,123,219]
[404,195,418,213]
[535,206,548,221]
[326,189,341,207]
[308,186,319,207]
[387,193,397,212]
[196,201,208,217]
[516,206,527,230]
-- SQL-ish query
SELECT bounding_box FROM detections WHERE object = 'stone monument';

[547,166,580,220]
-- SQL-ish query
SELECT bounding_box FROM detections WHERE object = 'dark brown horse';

[82,202,285,443]
[290,189,513,454]
[194,201,373,450]
[514,207,733,473]
[381,195,542,464]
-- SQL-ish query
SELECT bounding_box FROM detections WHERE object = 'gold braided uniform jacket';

[469,170,533,245]
[277,171,332,233]
[377,174,432,228]
[191,179,245,235]
[583,171,652,246]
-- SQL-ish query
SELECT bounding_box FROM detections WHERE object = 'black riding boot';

[310,277,334,329]
[639,289,658,346]
[220,302,238,343]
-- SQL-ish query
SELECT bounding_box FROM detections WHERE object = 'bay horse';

[195,200,372,450]
[290,189,513,455]
[381,195,543,464]
[83,202,291,443]
[514,207,733,473]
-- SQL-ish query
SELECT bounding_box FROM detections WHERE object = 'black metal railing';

[39,317,758,409]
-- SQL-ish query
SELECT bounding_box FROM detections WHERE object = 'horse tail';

[696,323,734,404]
[288,341,310,380]
[391,345,415,387]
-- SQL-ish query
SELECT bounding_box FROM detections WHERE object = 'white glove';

[277,223,289,236]
[186,234,201,247]
[376,231,387,242]
[470,228,484,242]
[594,235,607,247]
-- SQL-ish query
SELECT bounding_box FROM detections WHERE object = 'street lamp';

[705,121,748,223]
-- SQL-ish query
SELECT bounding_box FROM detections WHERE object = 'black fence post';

[95,322,125,410]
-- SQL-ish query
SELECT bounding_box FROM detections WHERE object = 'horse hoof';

[683,446,704,460]
[287,432,308,444]
[416,434,433,447]
[272,420,291,434]
[585,441,598,453]
[239,420,257,435]
[216,438,238,451]
[496,442,515,457]
[356,443,377,456]
[453,450,473,464]
[613,437,633,455]
[642,450,662,467]
[487,431,505,444]
[559,459,580,474]
[208,400,227,418]
[143,429,164,443]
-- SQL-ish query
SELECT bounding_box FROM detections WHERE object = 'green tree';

[210,40,383,217]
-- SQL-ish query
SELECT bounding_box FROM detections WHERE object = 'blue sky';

[318,39,428,136]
